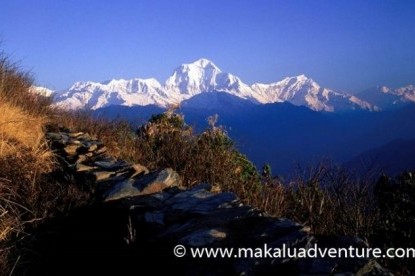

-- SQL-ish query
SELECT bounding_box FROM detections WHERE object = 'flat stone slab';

[94,159,130,170]
[164,188,237,214]
[104,168,181,201]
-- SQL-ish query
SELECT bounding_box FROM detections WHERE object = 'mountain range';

[50,58,415,112]
[357,85,415,110]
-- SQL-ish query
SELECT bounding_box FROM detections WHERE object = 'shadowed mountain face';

[94,92,415,177]
[94,104,165,124]
[343,138,415,176]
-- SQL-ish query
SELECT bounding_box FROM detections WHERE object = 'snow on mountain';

[357,85,415,110]
[54,78,169,110]
[165,58,221,95]
[251,75,375,112]
[53,58,375,112]
[30,86,54,97]
[165,58,260,102]
[395,85,415,102]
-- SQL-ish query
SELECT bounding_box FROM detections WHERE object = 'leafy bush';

[134,112,258,188]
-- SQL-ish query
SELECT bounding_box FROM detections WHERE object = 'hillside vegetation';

[0,52,414,274]
[0,54,90,272]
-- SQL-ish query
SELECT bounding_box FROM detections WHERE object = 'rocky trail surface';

[21,128,387,275]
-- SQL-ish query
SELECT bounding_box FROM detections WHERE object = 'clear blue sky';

[1,0,415,93]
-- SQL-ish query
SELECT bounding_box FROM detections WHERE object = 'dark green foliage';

[262,164,272,179]
[148,112,187,129]
[373,172,415,272]
[375,172,415,247]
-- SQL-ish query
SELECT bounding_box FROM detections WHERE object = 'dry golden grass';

[0,52,91,273]
[0,101,49,156]
[0,55,54,247]
[0,102,54,262]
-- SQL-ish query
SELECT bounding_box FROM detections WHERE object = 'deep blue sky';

[1,0,415,92]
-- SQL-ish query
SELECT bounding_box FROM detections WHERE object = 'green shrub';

[134,112,259,188]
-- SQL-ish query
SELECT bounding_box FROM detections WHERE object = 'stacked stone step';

[45,130,388,275]
[46,131,177,199]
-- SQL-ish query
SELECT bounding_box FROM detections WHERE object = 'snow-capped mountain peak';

[165,58,222,95]
[163,58,260,102]
[290,74,309,82]
[189,58,221,71]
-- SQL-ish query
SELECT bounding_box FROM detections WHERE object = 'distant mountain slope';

[180,99,343,174]
[94,104,165,124]
[357,85,415,110]
[180,91,256,112]
[94,99,415,176]
[343,138,415,176]
[184,103,415,176]
[53,58,374,112]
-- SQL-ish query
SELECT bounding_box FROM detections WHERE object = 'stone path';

[33,129,387,275]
